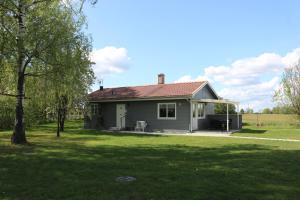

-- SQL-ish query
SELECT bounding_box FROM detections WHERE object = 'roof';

[88,81,207,102]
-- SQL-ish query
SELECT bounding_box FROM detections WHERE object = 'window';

[197,103,205,118]
[91,104,99,115]
[193,103,196,118]
[158,103,176,119]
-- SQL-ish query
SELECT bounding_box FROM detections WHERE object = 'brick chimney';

[158,73,165,84]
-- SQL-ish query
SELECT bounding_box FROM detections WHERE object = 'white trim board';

[157,102,177,120]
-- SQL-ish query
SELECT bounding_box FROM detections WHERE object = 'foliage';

[272,105,295,114]
[262,108,272,114]
[245,108,254,114]
[0,97,15,130]
[0,0,95,143]
[274,60,300,116]
[214,103,236,114]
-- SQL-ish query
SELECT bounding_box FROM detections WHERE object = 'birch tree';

[274,61,300,117]
[0,0,95,144]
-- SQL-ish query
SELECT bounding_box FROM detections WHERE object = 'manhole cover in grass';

[115,176,136,183]
[23,152,36,155]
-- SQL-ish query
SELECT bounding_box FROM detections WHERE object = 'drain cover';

[115,176,136,183]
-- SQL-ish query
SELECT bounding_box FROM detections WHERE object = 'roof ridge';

[98,81,205,90]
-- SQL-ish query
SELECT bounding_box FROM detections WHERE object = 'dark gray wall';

[84,102,116,129]
[101,102,116,128]
[86,99,191,131]
[193,84,218,116]
[193,85,218,100]
[198,118,210,129]
[207,114,242,130]
[125,100,190,131]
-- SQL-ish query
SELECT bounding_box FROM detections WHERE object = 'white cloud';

[174,75,209,83]
[218,77,280,110]
[91,46,131,77]
[175,48,300,111]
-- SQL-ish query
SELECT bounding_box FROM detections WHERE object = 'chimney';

[158,73,165,84]
[99,79,104,91]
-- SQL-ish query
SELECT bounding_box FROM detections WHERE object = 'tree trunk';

[11,0,27,144]
[59,108,66,132]
[59,95,68,132]
[57,108,60,137]
[11,73,26,144]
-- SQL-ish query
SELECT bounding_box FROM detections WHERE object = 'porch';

[190,99,242,133]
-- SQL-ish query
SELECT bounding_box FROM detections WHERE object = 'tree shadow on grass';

[0,141,300,200]
[64,128,163,138]
[238,128,267,134]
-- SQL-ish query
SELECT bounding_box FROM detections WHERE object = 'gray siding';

[126,100,190,131]
[84,102,116,129]
[87,100,191,131]
[101,102,116,128]
[193,84,218,117]
[193,85,218,100]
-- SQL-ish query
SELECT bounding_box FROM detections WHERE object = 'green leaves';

[0,0,95,128]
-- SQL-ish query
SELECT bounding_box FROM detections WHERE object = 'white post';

[237,104,239,129]
[226,103,229,132]
[190,100,193,133]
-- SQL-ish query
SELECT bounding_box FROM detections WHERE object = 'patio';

[190,98,242,132]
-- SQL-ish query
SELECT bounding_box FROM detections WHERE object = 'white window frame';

[157,103,176,120]
[91,103,98,115]
[197,103,206,119]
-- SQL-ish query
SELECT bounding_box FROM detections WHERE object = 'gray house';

[85,74,242,133]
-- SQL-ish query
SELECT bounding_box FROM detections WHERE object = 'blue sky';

[83,0,300,111]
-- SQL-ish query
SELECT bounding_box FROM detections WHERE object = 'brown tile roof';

[88,81,206,101]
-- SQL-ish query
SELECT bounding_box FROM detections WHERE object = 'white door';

[192,103,198,130]
[116,104,126,129]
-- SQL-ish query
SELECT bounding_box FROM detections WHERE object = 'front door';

[116,104,126,129]
[192,103,198,130]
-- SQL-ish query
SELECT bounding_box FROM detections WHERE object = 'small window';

[197,103,205,118]
[158,103,176,119]
[91,104,99,115]
[159,104,167,118]
[193,103,196,118]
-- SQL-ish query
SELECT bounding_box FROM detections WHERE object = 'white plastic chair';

[135,121,147,132]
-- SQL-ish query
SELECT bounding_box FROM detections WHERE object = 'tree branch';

[24,72,47,77]
[0,3,17,15]
[26,0,51,9]
[0,93,30,99]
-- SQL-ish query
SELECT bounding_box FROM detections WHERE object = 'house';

[85,74,242,132]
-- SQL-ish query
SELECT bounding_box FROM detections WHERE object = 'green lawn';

[233,125,300,140]
[1,121,300,200]
[233,114,300,140]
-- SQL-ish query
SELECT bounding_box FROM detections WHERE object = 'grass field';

[233,114,300,140]
[0,120,300,200]
[242,114,299,127]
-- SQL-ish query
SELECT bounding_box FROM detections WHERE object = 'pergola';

[190,99,240,132]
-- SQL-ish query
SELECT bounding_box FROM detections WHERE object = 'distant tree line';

[239,105,295,115]
[261,106,295,114]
